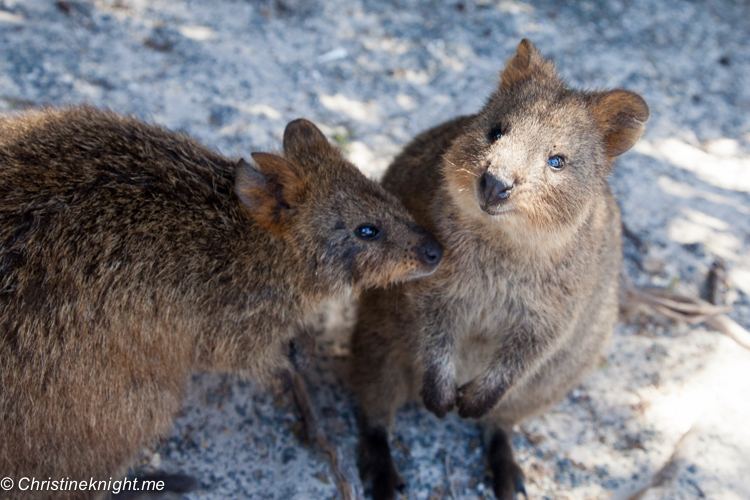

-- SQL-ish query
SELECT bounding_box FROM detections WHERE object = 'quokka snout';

[0,106,442,500]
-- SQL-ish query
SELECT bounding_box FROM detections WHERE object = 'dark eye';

[488,124,504,143]
[548,155,565,170]
[354,223,381,241]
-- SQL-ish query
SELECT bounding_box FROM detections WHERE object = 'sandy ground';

[2,0,749,499]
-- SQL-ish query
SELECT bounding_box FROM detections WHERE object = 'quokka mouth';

[480,202,516,217]
[410,264,440,279]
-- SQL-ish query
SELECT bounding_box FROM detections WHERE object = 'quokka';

[0,107,442,500]
[351,39,649,499]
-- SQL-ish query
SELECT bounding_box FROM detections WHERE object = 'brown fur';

[0,107,442,500]
[350,40,648,499]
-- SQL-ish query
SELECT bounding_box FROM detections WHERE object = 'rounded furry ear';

[283,118,333,161]
[234,154,307,232]
[590,90,650,158]
[499,39,556,90]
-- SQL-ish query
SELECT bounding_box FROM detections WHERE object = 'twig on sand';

[704,314,750,350]
[621,276,750,351]
[622,281,731,322]
[292,372,364,500]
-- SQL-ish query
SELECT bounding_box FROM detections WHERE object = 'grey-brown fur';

[351,40,649,499]
[0,107,442,500]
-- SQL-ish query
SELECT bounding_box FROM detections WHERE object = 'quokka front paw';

[420,365,457,418]
[456,377,505,419]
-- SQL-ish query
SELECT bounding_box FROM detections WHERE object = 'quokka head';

[443,39,649,241]
[235,118,442,292]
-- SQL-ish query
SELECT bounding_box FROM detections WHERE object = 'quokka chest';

[447,272,532,334]
[440,247,579,333]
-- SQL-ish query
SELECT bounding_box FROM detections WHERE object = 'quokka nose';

[417,236,443,267]
[480,172,514,206]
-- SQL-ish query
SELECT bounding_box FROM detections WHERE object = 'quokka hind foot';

[487,428,526,500]
[358,420,406,500]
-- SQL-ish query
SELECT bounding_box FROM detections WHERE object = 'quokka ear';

[590,90,650,158]
[283,118,334,161]
[234,154,307,232]
[499,39,556,90]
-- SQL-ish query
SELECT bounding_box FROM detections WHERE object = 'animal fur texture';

[351,39,649,499]
[0,107,442,500]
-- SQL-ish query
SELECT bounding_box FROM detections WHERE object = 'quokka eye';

[488,124,504,143]
[354,223,381,241]
[548,155,565,170]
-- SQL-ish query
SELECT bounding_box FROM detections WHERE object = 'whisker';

[458,168,479,178]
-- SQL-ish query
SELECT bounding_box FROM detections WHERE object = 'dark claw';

[515,475,527,498]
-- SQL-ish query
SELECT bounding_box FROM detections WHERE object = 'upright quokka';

[0,107,442,500]
[351,39,649,499]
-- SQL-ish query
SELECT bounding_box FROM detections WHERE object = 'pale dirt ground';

[1,1,749,499]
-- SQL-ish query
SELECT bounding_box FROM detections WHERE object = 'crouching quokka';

[351,39,649,499]
[0,107,443,500]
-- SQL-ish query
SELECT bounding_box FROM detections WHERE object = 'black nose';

[480,172,513,206]
[417,236,443,267]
